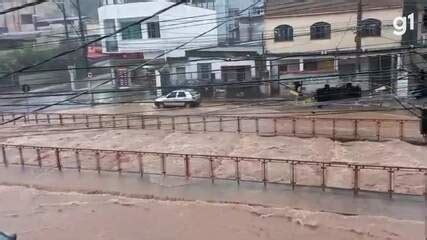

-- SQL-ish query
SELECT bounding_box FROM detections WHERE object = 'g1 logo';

[393,13,415,36]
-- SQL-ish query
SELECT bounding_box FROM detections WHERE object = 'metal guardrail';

[1,144,426,197]
[0,111,423,142]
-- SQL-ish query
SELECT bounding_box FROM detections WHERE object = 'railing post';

[187,116,191,132]
[292,118,296,136]
[321,164,326,191]
[399,120,404,140]
[388,169,394,199]
[203,116,207,132]
[237,117,241,133]
[312,119,316,137]
[376,120,381,141]
[126,115,130,129]
[332,119,336,140]
[184,155,190,178]
[141,116,145,129]
[255,118,259,135]
[209,157,215,184]
[35,113,39,124]
[235,158,240,185]
[274,118,278,136]
[161,154,166,176]
[1,145,7,167]
[36,148,42,168]
[95,151,101,174]
[23,114,27,124]
[75,150,81,172]
[18,146,24,166]
[354,120,359,139]
[290,161,296,190]
[85,115,89,128]
[262,159,267,187]
[46,114,50,125]
[0,112,4,122]
[171,116,176,131]
[424,171,427,204]
[55,148,62,171]
[157,116,161,130]
[353,166,359,196]
[12,113,16,125]
[59,114,63,126]
[112,115,116,128]
[138,153,144,178]
[219,116,223,132]
[98,115,103,128]
[72,114,76,123]
[116,152,122,174]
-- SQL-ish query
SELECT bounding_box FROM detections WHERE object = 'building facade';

[97,0,218,90]
[264,0,408,97]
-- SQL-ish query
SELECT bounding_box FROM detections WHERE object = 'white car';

[154,90,201,108]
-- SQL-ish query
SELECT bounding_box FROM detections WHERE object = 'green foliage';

[0,47,61,73]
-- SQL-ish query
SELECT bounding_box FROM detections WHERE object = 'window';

[278,62,299,74]
[228,22,240,43]
[120,20,142,40]
[177,92,186,98]
[361,18,381,37]
[147,21,160,39]
[21,14,33,24]
[176,67,186,83]
[104,19,118,52]
[310,22,331,40]
[167,92,177,98]
[304,59,334,72]
[197,63,212,80]
[274,25,293,42]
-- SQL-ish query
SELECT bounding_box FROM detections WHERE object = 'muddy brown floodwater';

[1,128,426,194]
[0,186,423,240]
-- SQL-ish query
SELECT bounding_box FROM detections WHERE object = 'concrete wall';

[98,1,218,58]
[265,8,403,54]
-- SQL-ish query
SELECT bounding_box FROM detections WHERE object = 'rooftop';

[265,0,403,18]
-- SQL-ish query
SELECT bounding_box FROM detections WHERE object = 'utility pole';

[75,0,92,104]
[54,1,69,39]
[62,1,69,39]
[355,0,362,73]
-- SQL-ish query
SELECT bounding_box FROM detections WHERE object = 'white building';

[98,0,218,59]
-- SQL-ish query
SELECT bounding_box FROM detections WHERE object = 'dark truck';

[315,83,362,102]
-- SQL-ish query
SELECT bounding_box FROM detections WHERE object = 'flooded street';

[0,185,423,240]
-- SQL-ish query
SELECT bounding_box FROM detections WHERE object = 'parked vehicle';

[154,89,201,108]
[315,83,362,102]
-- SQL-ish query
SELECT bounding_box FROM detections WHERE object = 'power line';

[0,0,188,125]
[0,0,187,81]
[0,0,46,15]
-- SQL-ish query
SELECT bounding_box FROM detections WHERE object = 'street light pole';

[54,0,69,39]
[75,0,92,104]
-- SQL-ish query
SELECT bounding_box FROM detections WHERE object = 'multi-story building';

[264,0,410,97]
[98,0,220,89]
[215,0,264,45]
[0,0,38,33]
